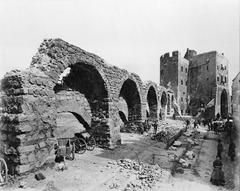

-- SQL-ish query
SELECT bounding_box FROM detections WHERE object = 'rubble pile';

[151,119,186,144]
[110,159,171,191]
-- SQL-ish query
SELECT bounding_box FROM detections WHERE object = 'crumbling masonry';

[0,39,174,174]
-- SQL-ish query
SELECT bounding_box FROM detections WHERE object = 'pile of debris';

[113,159,171,191]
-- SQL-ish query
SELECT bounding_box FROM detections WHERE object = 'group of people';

[210,138,236,186]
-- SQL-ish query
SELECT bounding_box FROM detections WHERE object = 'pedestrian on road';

[228,140,236,161]
[210,156,225,186]
[217,139,223,160]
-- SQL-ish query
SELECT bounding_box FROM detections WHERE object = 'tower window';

[181,80,183,85]
[217,76,219,81]
[185,68,187,73]
[181,97,183,102]
[181,66,183,72]
[207,65,208,71]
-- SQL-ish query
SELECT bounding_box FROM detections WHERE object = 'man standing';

[228,140,236,161]
[217,139,223,160]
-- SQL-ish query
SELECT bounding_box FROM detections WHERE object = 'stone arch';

[56,99,91,126]
[147,86,158,121]
[220,89,228,119]
[159,90,167,119]
[161,91,167,109]
[55,111,90,139]
[119,78,142,122]
[53,62,111,145]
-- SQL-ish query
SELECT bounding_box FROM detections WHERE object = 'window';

[225,76,227,83]
[181,80,183,85]
[160,70,164,76]
[206,58,210,63]
[221,75,223,83]
[181,66,183,72]
[207,65,208,71]
[181,97,183,102]
[183,92,185,95]
[185,81,187,86]
[217,76,219,81]
[185,68,187,73]
[207,77,209,81]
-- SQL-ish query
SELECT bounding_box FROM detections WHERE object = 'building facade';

[160,49,230,119]
[160,51,189,115]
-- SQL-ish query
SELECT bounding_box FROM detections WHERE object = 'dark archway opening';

[167,94,171,115]
[119,111,127,123]
[220,89,228,119]
[146,110,150,118]
[54,63,109,146]
[147,86,158,121]
[119,79,141,132]
[160,91,167,119]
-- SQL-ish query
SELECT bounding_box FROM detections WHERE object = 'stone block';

[19,154,28,164]
[18,145,35,153]
[17,164,31,174]
[28,153,36,162]
[18,124,32,132]
[38,141,46,148]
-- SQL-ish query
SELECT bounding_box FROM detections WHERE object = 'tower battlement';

[160,51,180,63]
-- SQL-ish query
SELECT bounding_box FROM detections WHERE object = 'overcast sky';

[0,0,239,88]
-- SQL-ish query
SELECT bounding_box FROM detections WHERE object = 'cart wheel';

[75,138,87,154]
[87,136,96,151]
[0,158,8,185]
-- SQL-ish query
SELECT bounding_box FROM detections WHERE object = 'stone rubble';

[106,159,171,191]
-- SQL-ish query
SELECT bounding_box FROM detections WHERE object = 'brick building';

[160,51,189,115]
[160,49,230,119]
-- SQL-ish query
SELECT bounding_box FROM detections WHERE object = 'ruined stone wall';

[188,51,217,116]
[0,39,172,174]
[0,68,56,174]
[142,81,159,123]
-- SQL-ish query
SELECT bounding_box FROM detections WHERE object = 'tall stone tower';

[186,49,230,119]
[160,51,189,115]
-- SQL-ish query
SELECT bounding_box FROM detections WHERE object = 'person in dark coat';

[228,140,236,161]
[217,139,223,160]
[210,156,225,186]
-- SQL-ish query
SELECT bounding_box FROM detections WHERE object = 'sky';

[0,0,239,90]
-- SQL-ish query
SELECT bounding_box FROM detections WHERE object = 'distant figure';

[186,120,190,130]
[216,113,221,120]
[209,119,213,131]
[173,113,176,120]
[228,140,236,161]
[210,156,225,186]
[217,139,223,160]
[55,150,67,171]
